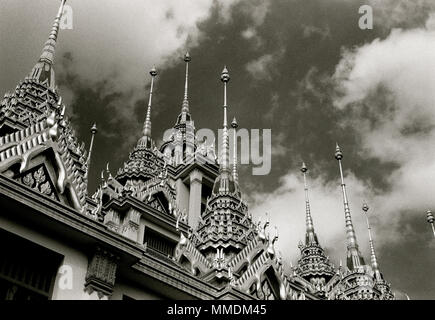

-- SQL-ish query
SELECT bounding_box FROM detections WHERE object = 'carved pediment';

[14,164,58,201]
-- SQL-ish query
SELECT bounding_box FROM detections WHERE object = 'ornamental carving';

[84,248,119,299]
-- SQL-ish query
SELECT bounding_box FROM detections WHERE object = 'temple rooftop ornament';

[231,117,239,184]
[295,162,335,288]
[85,123,98,180]
[427,210,435,238]
[212,66,238,195]
[335,143,365,270]
[137,67,157,149]
[176,52,192,125]
[29,0,67,89]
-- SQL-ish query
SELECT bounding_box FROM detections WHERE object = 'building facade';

[0,0,395,300]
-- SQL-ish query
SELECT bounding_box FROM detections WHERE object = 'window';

[143,228,175,257]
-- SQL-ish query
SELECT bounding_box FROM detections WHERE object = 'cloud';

[302,24,331,40]
[332,14,435,243]
[245,54,274,80]
[367,0,435,30]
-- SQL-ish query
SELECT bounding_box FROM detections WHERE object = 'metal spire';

[30,0,67,88]
[301,162,317,245]
[335,143,364,270]
[427,210,435,238]
[86,123,98,177]
[182,52,191,114]
[231,117,239,184]
[362,203,382,281]
[143,67,157,138]
[220,66,230,174]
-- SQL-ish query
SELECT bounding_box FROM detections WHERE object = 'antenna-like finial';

[231,117,239,184]
[86,123,97,175]
[335,144,364,270]
[301,162,316,245]
[427,210,435,238]
[220,66,230,174]
[362,203,382,281]
[182,52,191,113]
[138,67,157,148]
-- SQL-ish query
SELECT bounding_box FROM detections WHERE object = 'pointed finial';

[218,66,230,176]
[362,202,382,281]
[231,117,239,184]
[426,210,435,238]
[181,52,191,113]
[139,66,157,148]
[85,122,98,184]
[184,51,191,62]
[150,66,157,77]
[363,202,369,213]
[221,66,230,83]
[301,162,316,245]
[335,143,343,160]
[91,123,98,135]
[335,144,364,270]
[29,0,67,88]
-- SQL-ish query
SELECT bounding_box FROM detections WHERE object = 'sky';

[1,0,435,299]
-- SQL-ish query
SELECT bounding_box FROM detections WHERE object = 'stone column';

[189,169,203,229]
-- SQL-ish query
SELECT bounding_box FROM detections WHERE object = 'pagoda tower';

[294,162,336,297]
[0,0,88,214]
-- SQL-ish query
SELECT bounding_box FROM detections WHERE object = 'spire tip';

[301,162,308,173]
[221,66,230,83]
[184,52,191,62]
[335,143,343,160]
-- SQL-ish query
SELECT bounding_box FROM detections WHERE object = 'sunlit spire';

[220,66,230,175]
[29,0,67,89]
[231,117,238,184]
[362,203,382,281]
[138,67,157,148]
[211,66,234,194]
[182,52,191,113]
[335,143,365,270]
[301,162,317,245]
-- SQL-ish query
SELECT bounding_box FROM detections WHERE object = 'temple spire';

[301,162,317,244]
[86,123,97,178]
[182,52,191,113]
[29,0,66,89]
[138,67,157,148]
[220,66,230,174]
[335,143,364,270]
[231,117,239,184]
[362,203,382,281]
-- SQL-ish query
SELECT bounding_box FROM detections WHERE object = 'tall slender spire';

[86,123,98,178]
[220,66,230,175]
[138,67,157,148]
[211,66,234,195]
[182,52,191,113]
[29,0,66,89]
[301,162,317,245]
[231,117,239,184]
[362,203,382,281]
[335,143,364,270]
